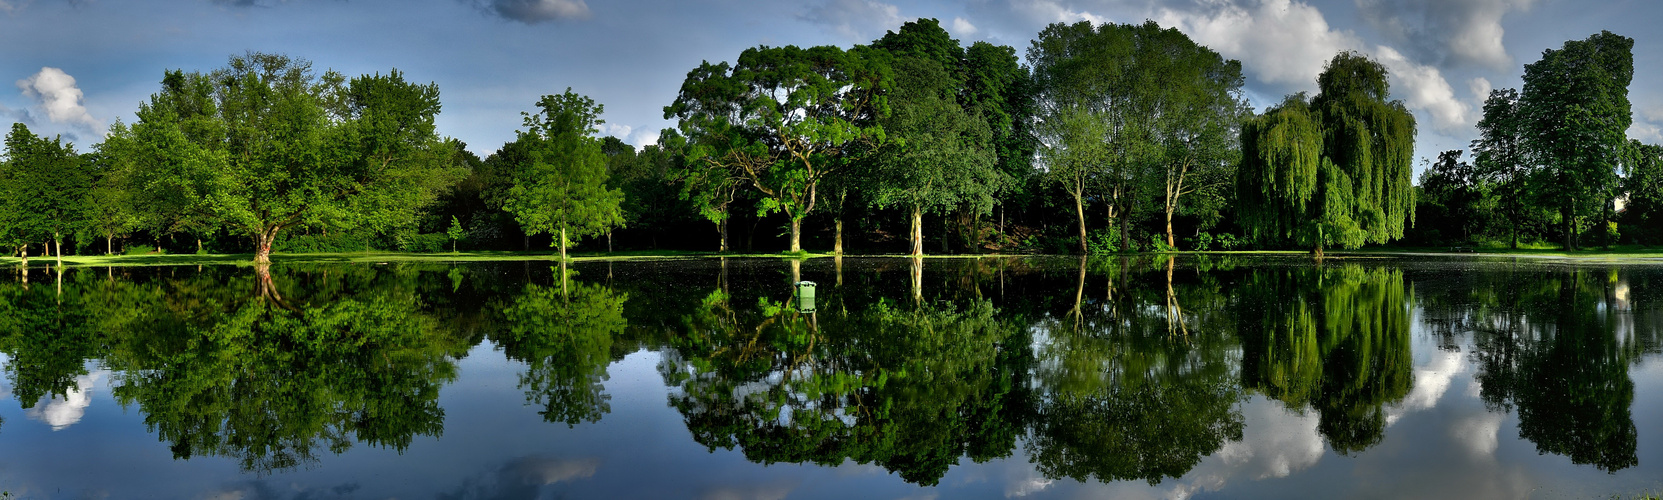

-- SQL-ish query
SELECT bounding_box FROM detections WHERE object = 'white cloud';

[1355,0,1536,69]
[952,16,979,36]
[1015,0,1106,26]
[467,0,591,24]
[1374,46,1474,133]
[1158,1,1477,132]
[1450,412,1504,457]
[1468,77,1492,101]
[1156,0,1359,87]
[24,370,105,431]
[1385,349,1463,424]
[699,481,797,500]
[16,67,101,136]
[800,0,904,41]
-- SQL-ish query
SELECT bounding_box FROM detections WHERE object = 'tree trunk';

[911,206,924,257]
[196,238,203,254]
[253,227,277,265]
[19,245,27,266]
[789,217,802,253]
[53,233,62,268]
[1165,211,1176,249]
[718,218,729,252]
[559,225,569,261]
[1073,194,1088,255]
[835,218,844,255]
[607,230,613,253]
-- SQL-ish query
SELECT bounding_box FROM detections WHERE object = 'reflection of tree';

[1028,255,1244,485]
[0,270,102,410]
[101,265,462,473]
[495,278,627,427]
[663,290,1028,486]
[1238,265,1412,455]
[1453,268,1637,472]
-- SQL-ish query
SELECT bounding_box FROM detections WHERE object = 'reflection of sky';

[9,270,1663,498]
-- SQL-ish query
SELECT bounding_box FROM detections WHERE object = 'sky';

[2,0,1661,180]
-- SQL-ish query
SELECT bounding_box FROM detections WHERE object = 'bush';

[396,233,449,253]
[1087,228,1121,255]
[275,233,374,253]
[1148,234,1176,252]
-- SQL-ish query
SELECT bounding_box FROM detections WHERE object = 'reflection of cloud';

[25,370,104,431]
[1214,399,1323,480]
[204,479,361,500]
[1004,476,1054,498]
[1387,350,1463,424]
[1450,412,1504,458]
[438,455,600,500]
[700,480,797,500]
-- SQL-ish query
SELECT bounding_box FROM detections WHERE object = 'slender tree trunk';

[1073,192,1088,255]
[19,245,27,266]
[559,225,569,261]
[835,218,844,255]
[106,234,113,256]
[911,206,924,257]
[718,218,729,252]
[607,231,613,253]
[53,233,62,268]
[1165,210,1176,249]
[196,238,203,254]
[1070,255,1085,330]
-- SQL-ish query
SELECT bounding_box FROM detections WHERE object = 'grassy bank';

[3,246,1662,268]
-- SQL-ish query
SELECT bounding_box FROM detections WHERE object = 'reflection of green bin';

[796,281,817,313]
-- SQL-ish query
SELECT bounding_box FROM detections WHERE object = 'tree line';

[0,23,1652,262]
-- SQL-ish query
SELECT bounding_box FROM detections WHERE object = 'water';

[0,256,1660,499]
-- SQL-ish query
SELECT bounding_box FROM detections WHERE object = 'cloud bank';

[468,0,591,24]
[800,0,904,41]
[1356,0,1536,69]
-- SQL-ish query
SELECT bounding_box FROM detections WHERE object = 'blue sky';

[2,0,1660,178]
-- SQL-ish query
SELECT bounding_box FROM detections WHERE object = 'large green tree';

[104,53,461,264]
[866,19,1004,256]
[1,123,92,266]
[666,44,889,252]
[1237,52,1416,255]
[1519,31,1633,250]
[499,89,625,260]
[1471,88,1540,248]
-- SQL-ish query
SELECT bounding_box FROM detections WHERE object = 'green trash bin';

[796,281,816,313]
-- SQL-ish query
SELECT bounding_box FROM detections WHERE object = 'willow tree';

[665,45,889,252]
[1237,52,1416,255]
[1520,31,1633,250]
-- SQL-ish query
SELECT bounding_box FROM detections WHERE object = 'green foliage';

[102,54,462,263]
[397,232,450,253]
[500,89,625,259]
[1238,52,1416,251]
[1520,31,1633,250]
[273,231,373,253]
[1,123,93,254]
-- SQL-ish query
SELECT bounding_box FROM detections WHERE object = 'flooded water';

[0,255,1660,499]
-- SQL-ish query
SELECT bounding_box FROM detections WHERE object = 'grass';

[6,245,1663,268]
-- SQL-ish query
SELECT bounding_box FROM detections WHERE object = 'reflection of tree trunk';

[791,259,801,284]
[835,255,843,287]
[19,265,27,288]
[560,260,570,296]
[719,257,729,293]
[1070,255,1086,330]
[253,264,296,311]
[909,257,923,305]
[1165,255,1188,337]
[55,264,62,299]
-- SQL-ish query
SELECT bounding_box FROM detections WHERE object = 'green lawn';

[5,246,1663,268]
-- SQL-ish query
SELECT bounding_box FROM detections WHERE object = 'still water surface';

[0,256,1661,499]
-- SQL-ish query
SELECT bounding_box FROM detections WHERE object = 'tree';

[666,45,889,252]
[866,20,1004,256]
[1520,31,1634,250]
[1471,88,1536,248]
[1,123,92,266]
[1621,141,1663,244]
[107,53,462,264]
[500,89,625,261]
[1238,52,1416,255]
[447,215,465,253]
[1417,150,1493,243]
